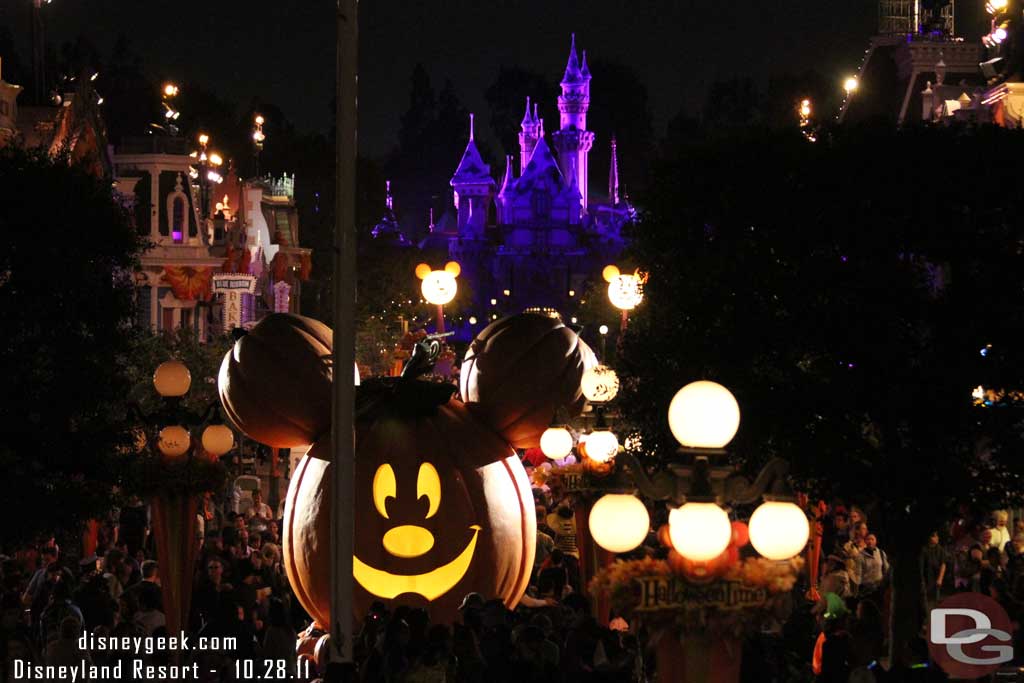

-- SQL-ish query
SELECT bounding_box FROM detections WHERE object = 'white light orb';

[599,324,609,335]
[585,429,619,463]
[153,360,191,397]
[201,424,234,456]
[540,426,574,460]
[421,271,457,305]
[157,426,191,457]
[589,494,650,553]
[748,501,810,560]
[667,381,740,449]
[581,364,620,403]
[608,274,644,311]
[669,502,732,561]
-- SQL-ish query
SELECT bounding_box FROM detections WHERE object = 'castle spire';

[581,50,591,80]
[521,96,533,126]
[385,179,394,211]
[609,137,620,205]
[562,33,582,84]
[469,112,475,141]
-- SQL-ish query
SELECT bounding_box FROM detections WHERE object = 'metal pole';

[330,0,357,675]
[620,309,628,334]
[436,304,445,334]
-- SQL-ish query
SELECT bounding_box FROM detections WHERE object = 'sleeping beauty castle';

[373,35,636,328]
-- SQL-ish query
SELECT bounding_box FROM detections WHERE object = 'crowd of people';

[0,476,652,683]
[8,464,1024,683]
[809,503,1024,681]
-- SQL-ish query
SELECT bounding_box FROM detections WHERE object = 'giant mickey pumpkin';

[460,314,597,449]
[284,400,534,626]
[221,312,589,624]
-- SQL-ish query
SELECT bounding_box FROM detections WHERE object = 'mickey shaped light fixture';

[603,265,647,332]
[416,261,460,333]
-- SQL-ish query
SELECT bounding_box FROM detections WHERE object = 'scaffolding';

[879,0,955,36]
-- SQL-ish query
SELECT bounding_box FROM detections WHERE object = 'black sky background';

[2,0,988,159]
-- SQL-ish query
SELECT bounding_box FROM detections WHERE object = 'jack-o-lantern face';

[352,461,482,600]
[283,399,535,626]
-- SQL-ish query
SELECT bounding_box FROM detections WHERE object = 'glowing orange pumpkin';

[218,314,333,448]
[283,399,535,626]
[460,314,596,449]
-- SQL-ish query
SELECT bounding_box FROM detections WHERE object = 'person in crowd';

[38,581,83,646]
[843,522,869,592]
[981,546,1006,596]
[20,546,58,608]
[823,508,850,557]
[191,557,234,631]
[988,510,1012,553]
[920,530,947,611]
[546,505,579,560]
[956,543,985,592]
[855,534,890,601]
[44,616,89,667]
[249,490,273,522]
[813,594,851,683]
[133,586,165,636]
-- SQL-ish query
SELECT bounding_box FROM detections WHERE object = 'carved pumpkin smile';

[352,461,482,601]
[353,525,482,600]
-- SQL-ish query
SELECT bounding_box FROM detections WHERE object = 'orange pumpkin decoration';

[731,520,749,548]
[218,314,333,448]
[460,314,596,449]
[283,399,535,627]
[657,524,674,550]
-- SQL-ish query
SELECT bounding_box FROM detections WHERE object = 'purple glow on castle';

[374,35,636,334]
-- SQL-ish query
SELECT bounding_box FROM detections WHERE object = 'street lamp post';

[253,114,266,176]
[603,265,646,333]
[416,262,460,334]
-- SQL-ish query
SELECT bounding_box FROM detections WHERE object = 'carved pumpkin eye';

[372,464,396,519]
[417,462,441,519]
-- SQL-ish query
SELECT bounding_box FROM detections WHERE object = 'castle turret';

[449,113,495,239]
[518,97,542,172]
[551,34,595,211]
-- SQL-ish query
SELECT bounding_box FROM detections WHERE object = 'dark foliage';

[0,147,145,545]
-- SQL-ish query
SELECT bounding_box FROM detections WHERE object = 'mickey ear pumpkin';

[460,313,597,449]
[218,313,333,448]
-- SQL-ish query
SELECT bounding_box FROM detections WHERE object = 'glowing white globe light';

[748,501,810,560]
[608,274,644,311]
[153,360,191,397]
[585,429,619,462]
[540,426,574,460]
[581,365,620,403]
[667,381,740,449]
[589,494,650,553]
[201,424,234,456]
[668,502,731,561]
[421,271,458,305]
[157,426,191,457]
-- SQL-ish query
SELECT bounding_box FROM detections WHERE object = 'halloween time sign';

[636,577,769,612]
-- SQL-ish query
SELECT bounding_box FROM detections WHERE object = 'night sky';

[5,0,988,159]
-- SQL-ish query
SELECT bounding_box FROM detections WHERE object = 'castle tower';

[551,34,596,211]
[518,97,542,172]
[449,113,495,239]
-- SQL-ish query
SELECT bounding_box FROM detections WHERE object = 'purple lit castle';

[375,35,635,331]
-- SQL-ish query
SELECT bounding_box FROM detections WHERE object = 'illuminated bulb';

[843,76,859,94]
[994,27,1008,42]
[571,317,578,324]
[669,503,731,561]
[255,114,265,125]
[490,299,498,306]
[163,83,179,97]
[589,494,650,553]
[748,501,810,560]
[201,425,234,456]
[153,360,191,397]
[157,426,191,458]
[209,153,223,166]
[599,324,609,335]
[503,289,511,296]
[540,426,574,460]
[667,381,740,449]
[469,316,478,325]
[569,289,576,297]
[581,365,620,403]
[608,273,644,310]
[585,429,618,462]
[198,133,210,147]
